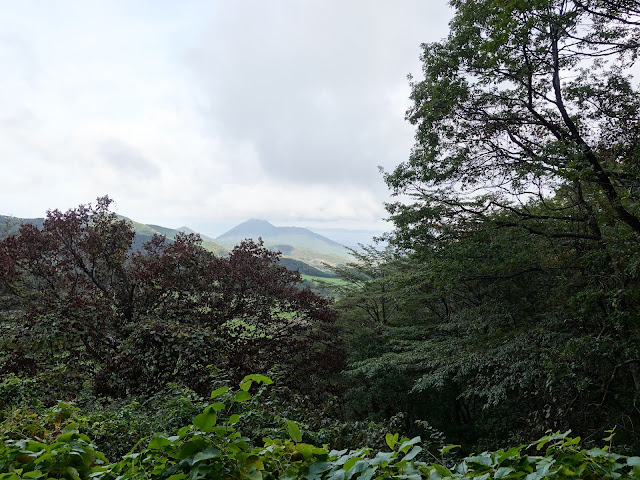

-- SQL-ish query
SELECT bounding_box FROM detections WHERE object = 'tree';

[329,245,403,326]
[352,0,640,449]
[0,197,342,397]
[385,0,640,246]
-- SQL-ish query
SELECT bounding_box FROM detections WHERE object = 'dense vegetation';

[2,0,640,478]
[331,0,640,455]
[3,376,640,480]
[0,197,342,398]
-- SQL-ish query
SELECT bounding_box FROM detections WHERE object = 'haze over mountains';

[216,219,348,255]
[1,214,385,271]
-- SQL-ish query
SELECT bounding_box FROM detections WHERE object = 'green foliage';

[1,379,638,480]
[0,197,343,397]
[327,0,640,453]
[0,382,207,461]
[329,245,403,325]
[334,216,640,450]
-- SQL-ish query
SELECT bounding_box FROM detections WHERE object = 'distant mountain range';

[125,218,229,257]
[0,215,358,272]
[216,219,350,257]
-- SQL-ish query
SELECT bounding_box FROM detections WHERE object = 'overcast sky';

[0,1,453,236]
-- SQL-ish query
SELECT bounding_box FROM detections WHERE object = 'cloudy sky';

[0,1,453,236]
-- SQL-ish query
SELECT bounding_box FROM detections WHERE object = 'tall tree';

[385,0,640,245]
[356,0,640,449]
[0,197,341,396]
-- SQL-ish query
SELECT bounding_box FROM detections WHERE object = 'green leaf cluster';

[1,380,639,479]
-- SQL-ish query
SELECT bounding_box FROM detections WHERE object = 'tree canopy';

[385,0,640,246]
[0,197,342,397]
[329,0,640,450]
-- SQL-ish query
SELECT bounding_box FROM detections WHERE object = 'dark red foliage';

[0,197,344,396]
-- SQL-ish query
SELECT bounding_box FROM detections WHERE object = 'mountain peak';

[244,219,275,227]
[219,219,278,238]
[215,219,349,258]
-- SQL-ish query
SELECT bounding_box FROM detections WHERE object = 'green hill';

[215,219,351,267]
[216,219,349,256]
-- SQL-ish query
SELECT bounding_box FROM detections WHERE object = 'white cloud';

[0,1,453,234]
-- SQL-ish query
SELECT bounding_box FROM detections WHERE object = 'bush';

[2,377,638,480]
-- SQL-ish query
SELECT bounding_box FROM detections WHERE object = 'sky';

[0,1,453,237]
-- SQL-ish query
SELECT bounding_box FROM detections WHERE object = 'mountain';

[1,215,44,236]
[0,214,229,257]
[133,221,228,256]
[307,227,387,249]
[216,219,350,259]
[0,214,352,269]
[277,257,336,278]
[144,224,228,256]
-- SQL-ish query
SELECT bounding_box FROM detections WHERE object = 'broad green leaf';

[403,446,422,461]
[0,474,21,480]
[287,420,303,443]
[466,454,493,466]
[327,468,345,480]
[245,454,264,470]
[440,444,461,455]
[249,374,273,384]
[235,391,251,402]
[563,436,581,446]
[343,457,364,472]
[149,434,174,450]
[385,433,398,450]
[497,446,522,464]
[210,386,230,399]
[296,443,315,459]
[239,374,273,392]
[432,464,452,477]
[329,449,348,457]
[34,452,52,465]
[358,466,377,480]
[56,432,78,442]
[193,448,221,463]
[346,460,368,480]
[23,441,47,452]
[62,423,79,433]
[586,447,604,457]
[176,436,206,460]
[370,451,395,466]
[210,402,225,411]
[495,466,514,479]
[167,474,187,480]
[398,436,421,454]
[307,461,332,476]
[66,466,80,480]
[628,457,640,466]
[193,406,217,432]
[22,471,44,479]
[228,414,240,425]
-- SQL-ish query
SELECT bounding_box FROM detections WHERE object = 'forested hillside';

[2,1,640,479]
[331,0,640,454]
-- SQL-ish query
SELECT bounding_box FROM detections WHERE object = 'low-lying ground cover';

[1,376,638,480]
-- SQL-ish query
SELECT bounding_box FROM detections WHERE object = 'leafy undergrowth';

[1,376,638,480]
